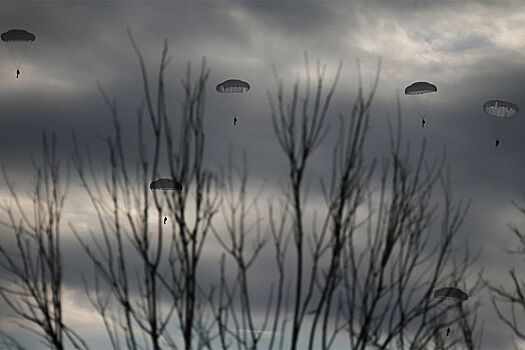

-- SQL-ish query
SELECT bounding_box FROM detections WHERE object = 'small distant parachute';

[434,287,468,335]
[434,287,468,302]
[150,178,182,191]
[216,79,251,124]
[1,29,35,42]
[216,79,251,94]
[483,100,519,119]
[405,82,438,127]
[483,100,519,145]
[405,81,437,95]
[1,29,36,72]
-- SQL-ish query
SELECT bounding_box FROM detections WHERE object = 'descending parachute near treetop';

[216,79,251,125]
[434,287,468,337]
[405,81,438,127]
[150,178,181,225]
[150,178,183,191]
[483,99,519,146]
[434,287,468,301]
[1,29,36,77]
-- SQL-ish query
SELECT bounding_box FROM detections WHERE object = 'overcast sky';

[1,1,525,349]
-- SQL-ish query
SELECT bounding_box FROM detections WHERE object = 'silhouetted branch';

[0,134,88,350]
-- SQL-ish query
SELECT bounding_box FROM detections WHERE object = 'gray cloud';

[1,1,525,348]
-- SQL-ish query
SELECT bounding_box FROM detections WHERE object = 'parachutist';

[2,29,35,76]
[164,217,167,225]
[217,79,250,125]
[422,118,426,128]
[495,139,500,147]
[446,327,450,337]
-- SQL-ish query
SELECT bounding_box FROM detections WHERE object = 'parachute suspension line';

[222,94,238,119]
[16,43,33,70]
[2,39,33,70]
[1,42,17,69]
[413,96,420,119]
[410,95,426,125]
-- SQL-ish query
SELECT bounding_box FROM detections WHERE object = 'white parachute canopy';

[483,100,519,119]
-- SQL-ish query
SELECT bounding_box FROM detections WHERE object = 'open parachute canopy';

[405,81,437,95]
[483,100,519,119]
[150,178,182,191]
[434,287,468,302]
[216,79,251,93]
[1,29,35,42]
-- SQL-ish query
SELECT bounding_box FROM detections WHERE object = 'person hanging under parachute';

[405,81,437,127]
[216,79,251,126]
[1,29,35,79]
[434,287,468,338]
[150,178,182,225]
[482,100,519,148]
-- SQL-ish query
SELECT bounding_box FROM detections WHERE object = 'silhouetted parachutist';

[446,327,450,337]
[233,117,238,125]
[422,118,426,128]
[16,69,20,79]
[164,216,167,225]
[495,139,500,147]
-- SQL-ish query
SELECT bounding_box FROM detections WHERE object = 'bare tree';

[0,40,483,349]
[206,148,268,349]
[0,134,87,350]
[72,32,218,350]
[266,57,481,349]
[268,54,343,350]
[489,200,525,346]
[208,56,482,350]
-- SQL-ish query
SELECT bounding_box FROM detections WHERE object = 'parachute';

[405,82,437,127]
[150,178,182,191]
[483,100,519,119]
[434,287,468,302]
[434,287,468,336]
[483,100,519,145]
[216,79,251,123]
[216,79,250,93]
[1,29,35,42]
[1,29,35,72]
[405,81,437,95]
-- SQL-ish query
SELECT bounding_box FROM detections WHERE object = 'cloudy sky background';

[1,1,525,349]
